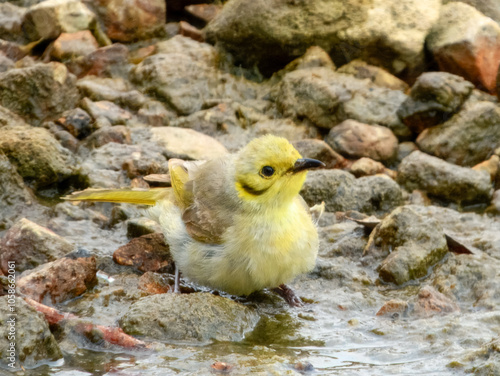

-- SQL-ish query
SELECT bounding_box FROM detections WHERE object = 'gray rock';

[0,218,74,273]
[81,98,133,125]
[0,296,62,370]
[22,0,95,41]
[0,62,79,125]
[276,68,409,137]
[155,35,219,67]
[292,139,346,170]
[397,151,493,203]
[58,107,92,139]
[363,206,448,285]
[442,0,500,24]
[0,3,25,43]
[301,169,403,215]
[326,119,398,162]
[398,72,474,134]
[427,2,500,93]
[204,0,440,77]
[416,101,500,166]
[119,293,260,342]
[83,125,131,149]
[396,141,419,163]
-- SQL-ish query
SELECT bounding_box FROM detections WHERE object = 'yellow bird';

[64,135,324,306]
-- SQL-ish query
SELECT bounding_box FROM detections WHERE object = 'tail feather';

[62,188,173,206]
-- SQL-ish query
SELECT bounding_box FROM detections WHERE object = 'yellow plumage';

[64,135,324,306]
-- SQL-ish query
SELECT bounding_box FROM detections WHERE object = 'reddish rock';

[113,233,174,273]
[50,30,99,61]
[414,285,459,317]
[94,0,166,42]
[427,2,500,93]
[326,120,399,162]
[376,299,408,317]
[138,271,171,294]
[185,4,222,23]
[17,249,97,304]
[129,45,156,65]
[79,44,129,78]
[0,218,74,274]
[292,139,347,170]
[179,21,204,42]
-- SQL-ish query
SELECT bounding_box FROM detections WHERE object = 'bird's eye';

[260,166,275,177]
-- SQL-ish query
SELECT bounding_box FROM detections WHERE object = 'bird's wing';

[63,187,173,205]
[169,157,240,245]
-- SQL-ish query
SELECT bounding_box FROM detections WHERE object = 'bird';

[64,135,324,306]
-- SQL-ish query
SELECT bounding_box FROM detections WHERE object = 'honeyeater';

[64,135,324,306]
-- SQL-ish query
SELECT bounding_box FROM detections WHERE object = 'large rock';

[119,293,260,342]
[276,68,409,137]
[18,249,96,304]
[0,3,25,42]
[0,62,79,125]
[427,2,500,93]
[416,101,500,166]
[397,72,475,134]
[131,52,261,115]
[325,119,398,162]
[91,0,166,42]
[443,0,500,24]
[364,206,448,285]
[0,126,79,189]
[0,296,62,370]
[301,169,403,215]
[205,0,440,77]
[397,151,493,204]
[22,0,96,41]
[0,218,74,274]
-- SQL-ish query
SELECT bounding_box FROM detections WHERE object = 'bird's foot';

[272,284,303,307]
[170,265,181,294]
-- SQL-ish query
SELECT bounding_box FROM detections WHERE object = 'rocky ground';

[1,0,500,375]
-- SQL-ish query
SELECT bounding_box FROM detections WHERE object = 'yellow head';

[234,135,324,208]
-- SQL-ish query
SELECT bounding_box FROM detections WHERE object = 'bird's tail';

[62,188,174,206]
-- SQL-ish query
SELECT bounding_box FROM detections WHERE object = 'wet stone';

[17,249,97,304]
[119,293,260,342]
[0,296,62,370]
[413,285,459,318]
[376,299,409,317]
[113,232,174,273]
[138,271,171,294]
[398,150,493,204]
[0,218,74,274]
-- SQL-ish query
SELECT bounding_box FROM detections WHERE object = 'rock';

[185,4,222,23]
[427,2,500,93]
[155,35,218,67]
[83,125,132,149]
[0,296,62,370]
[0,62,79,125]
[81,98,133,125]
[0,152,36,230]
[77,76,147,110]
[279,46,336,74]
[119,293,260,342]
[150,127,228,160]
[398,151,493,204]
[17,249,97,304]
[292,139,347,170]
[416,101,500,166]
[473,155,500,182]
[126,218,163,238]
[337,59,409,92]
[0,3,25,42]
[0,218,75,274]
[57,107,93,139]
[364,206,448,285]
[413,285,459,317]
[138,271,171,294]
[443,0,500,24]
[376,299,408,317]
[276,68,409,137]
[301,170,403,215]
[398,72,475,134]
[396,141,419,163]
[0,53,15,72]
[23,0,96,41]
[91,0,166,42]
[205,0,440,77]
[131,53,260,116]
[79,43,130,78]
[50,30,99,61]
[0,126,79,189]
[137,100,176,127]
[179,21,203,42]
[113,233,173,273]
[325,120,398,162]
[348,158,387,178]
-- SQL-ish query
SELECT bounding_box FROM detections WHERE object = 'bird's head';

[234,135,324,208]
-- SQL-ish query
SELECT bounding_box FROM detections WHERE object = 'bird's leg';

[173,265,181,294]
[272,284,303,307]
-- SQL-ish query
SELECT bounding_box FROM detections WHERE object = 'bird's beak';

[292,158,326,173]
